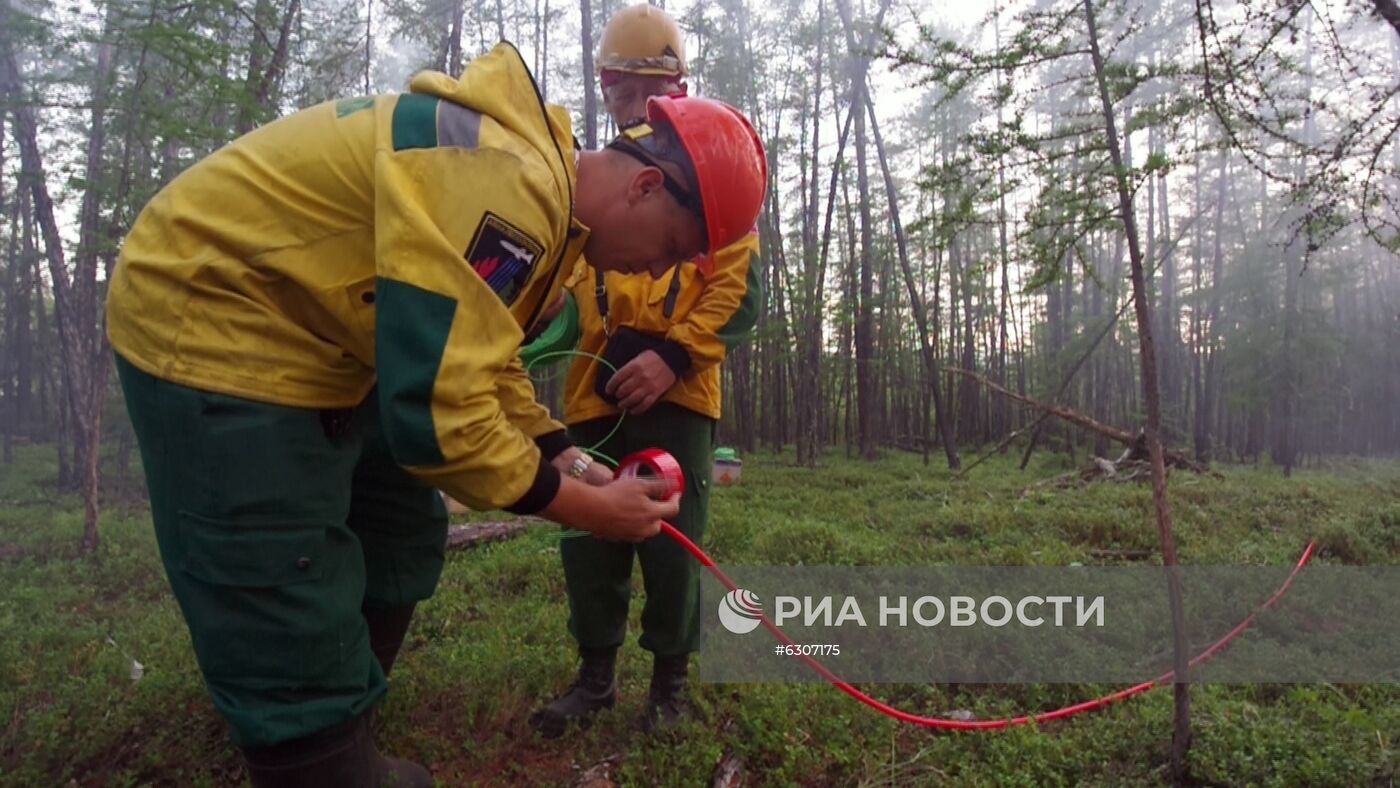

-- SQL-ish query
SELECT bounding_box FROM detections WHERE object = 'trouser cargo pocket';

[174,510,366,694]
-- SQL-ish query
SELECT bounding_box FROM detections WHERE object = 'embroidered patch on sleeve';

[465,213,545,306]
[335,96,375,118]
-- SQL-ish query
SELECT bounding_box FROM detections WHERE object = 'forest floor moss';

[1,443,1396,786]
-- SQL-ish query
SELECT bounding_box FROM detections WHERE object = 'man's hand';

[550,447,614,487]
[542,476,678,542]
[605,350,677,414]
[579,456,614,486]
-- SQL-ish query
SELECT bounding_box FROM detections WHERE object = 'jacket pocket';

[178,510,328,587]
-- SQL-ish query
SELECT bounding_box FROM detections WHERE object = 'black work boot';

[362,603,417,677]
[642,653,691,733]
[527,646,618,739]
[242,712,432,788]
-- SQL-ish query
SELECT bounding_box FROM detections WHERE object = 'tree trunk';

[74,12,121,554]
[956,238,978,444]
[580,0,598,150]
[363,0,372,93]
[2,2,117,553]
[446,0,465,76]
[25,202,56,444]
[863,90,959,469]
[541,0,549,98]
[836,0,889,460]
[841,175,858,456]
[994,11,1012,442]
[1084,0,1191,779]
[236,0,299,134]
[793,20,820,466]
[0,121,19,462]
[1274,27,1314,476]
[237,0,275,133]
[1157,147,1178,439]
[851,69,876,459]
[1197,151,1227,463]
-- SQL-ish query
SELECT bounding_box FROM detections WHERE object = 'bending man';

[107,42,766,786]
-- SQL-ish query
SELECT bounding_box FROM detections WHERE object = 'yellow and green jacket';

[562,232,762,424]
[107,43,586,514]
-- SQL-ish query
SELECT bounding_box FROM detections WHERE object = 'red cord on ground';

[617,450,1317,730]
[664,523,1314,730]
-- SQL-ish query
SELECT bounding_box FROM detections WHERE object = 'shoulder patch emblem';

[335,96,375,118]
[465,213,545,306]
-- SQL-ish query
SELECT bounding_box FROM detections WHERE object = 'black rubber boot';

[642,653,690,733]
[527,647,618,739]
[362,603,417,677]
[242,713,432,788]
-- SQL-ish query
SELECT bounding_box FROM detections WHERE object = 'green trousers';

[116,356,448,747]
[562,403,714,657]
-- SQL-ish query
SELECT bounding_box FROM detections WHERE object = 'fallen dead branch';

[445,520,529,551]
[1089,548,1155,561]
[947,368,1215,475]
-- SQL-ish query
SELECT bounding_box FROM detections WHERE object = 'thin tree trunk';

[253,0,299,115]
[447,0,465,76]
[363,0,372,93]
[956,237,978,443]
[4,38,73,482]
[836,0,890,460]
[863,91,959,469]
[995,8,1012,441]
[841,176,858,456]
[580,0,598,150]
[0,116,13,462]
[25,198,54,443]
[73,14,120,554]
[237,0,275,133]
[1197,151,1227,463]
[1084,0,1191,779]
[1158,148,1178,438]
[852,68,876,459]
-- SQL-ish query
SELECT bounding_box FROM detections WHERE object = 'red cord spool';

[614,448,686,501]
[626,449,1318,730]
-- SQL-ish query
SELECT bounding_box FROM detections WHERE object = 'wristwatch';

[567,453,593,479]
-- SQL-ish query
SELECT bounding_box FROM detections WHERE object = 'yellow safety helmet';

[597,4,688,77]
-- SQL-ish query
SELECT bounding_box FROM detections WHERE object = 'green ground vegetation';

[1,444,1396,786]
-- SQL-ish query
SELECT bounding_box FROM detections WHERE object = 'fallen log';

[1090,548,1155,560]
[946,368,1214,475]
[445,520,529,551]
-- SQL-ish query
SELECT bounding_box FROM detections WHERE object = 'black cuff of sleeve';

[534,430,572,461]
[656,340,692,375]
[504,457,562,515]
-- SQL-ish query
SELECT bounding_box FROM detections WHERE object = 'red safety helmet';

[646,94,767,261]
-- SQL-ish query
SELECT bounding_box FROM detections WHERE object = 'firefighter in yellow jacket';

[529,6,764,738]
[107,42,766,786]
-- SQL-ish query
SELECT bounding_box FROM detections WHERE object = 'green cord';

[524,347,629,541]
[523,348,626,463]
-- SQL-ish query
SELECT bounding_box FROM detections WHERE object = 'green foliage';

[1,445,1397,785]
